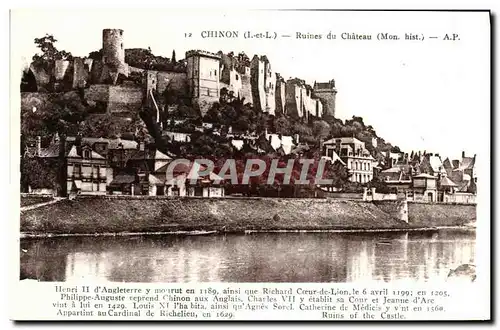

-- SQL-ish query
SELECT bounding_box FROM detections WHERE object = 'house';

[108,173,136,195]
[379,166,412,193]
[418,153,447,177]
[444,151,477,194]
[24,135,116,196]
[155,161,225,197]
[185,162,225,197]
[411,173,437,202]
[66,141,108,196]
[381,151,404,167]
[163,131,192,143]
[125,143,173,196]
[322,137,376,184]
[66,136,138,189]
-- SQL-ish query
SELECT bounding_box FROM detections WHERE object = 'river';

[20,229,475,283]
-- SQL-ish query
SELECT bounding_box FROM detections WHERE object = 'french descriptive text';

[52,285,451,320]
[185,31,460,41]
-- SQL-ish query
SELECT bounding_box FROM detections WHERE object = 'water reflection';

[20,230,475,283]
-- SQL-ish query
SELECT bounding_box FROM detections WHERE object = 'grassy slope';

[408,202,476,227]
[20,196,54,207]
[20,197,409,234]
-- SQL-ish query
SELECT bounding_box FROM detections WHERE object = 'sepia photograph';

[14,9,487,291]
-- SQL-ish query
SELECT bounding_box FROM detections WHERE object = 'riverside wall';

[20,196,476,235]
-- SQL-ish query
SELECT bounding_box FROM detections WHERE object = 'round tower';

[102,29,125,69]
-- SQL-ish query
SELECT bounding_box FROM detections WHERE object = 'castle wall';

[315,92,336,118]
[264,62,276,116]
[85,84,111,102]
[72,57,90,89]
[54,60,70,81]
[108,85,143,114]
[303,89,316,119]
[275,76,286,115]
[285,82,303,118]
[29,64,51,89]
[146,70,157,94]
[219,53,233,85]
[186,51,220,117]
[313,80,337,118]
[315,99,323,117]
[250,57,266,112]
[300,86,308,120]
[89,61,104,85]
[157,71,188,96]
[198,56,219,97]
[239,68,253,105]
[84,84,143,114]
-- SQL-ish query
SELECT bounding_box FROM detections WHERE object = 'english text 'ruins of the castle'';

[23,29,337,119]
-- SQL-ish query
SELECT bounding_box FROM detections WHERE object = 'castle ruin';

[22,28,337,120]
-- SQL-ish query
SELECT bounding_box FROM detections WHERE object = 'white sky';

[11,9,490,160]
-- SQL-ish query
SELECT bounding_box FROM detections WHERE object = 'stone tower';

[102,29,125,69]
[186,50,221,117]
[313,79,337,118]
[100,29,129,84]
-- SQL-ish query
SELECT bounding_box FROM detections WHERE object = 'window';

[73,164,81,178]
[83,149,91,159]
[236,74,239,81]
[121,43,123,49]
[214,70,217,76]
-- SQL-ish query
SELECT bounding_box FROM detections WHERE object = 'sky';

[10,9,490,160]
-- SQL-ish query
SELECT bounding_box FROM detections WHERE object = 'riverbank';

[20,196,476,236]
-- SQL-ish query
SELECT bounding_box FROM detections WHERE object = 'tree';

[32,34,72,68]
[171,50,177,64]
[21,157,61,191]
[312,120,331,139]
[327,160,352,188]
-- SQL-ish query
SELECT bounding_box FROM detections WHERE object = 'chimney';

[36,136,41,156]
[294,133,299,144]
[462,151,466,158]
[139,141,145,151]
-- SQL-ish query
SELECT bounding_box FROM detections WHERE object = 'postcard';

[11,9,491,321]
